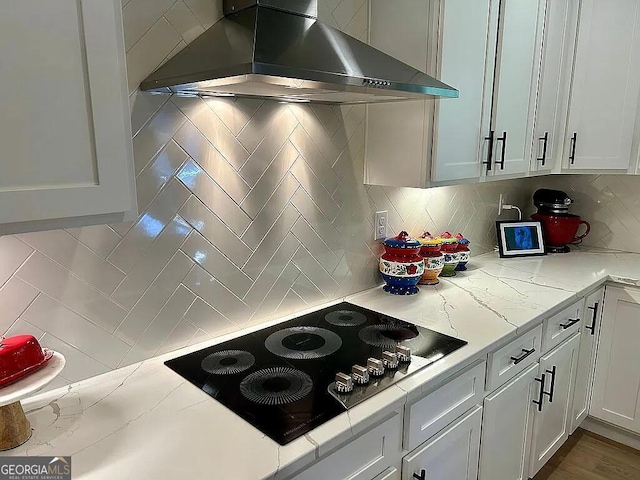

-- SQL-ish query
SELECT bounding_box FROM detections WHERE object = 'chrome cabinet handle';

[511,348,536,365]
[537,132,549,166]
[533,374,546,412]
[559,318,580,330]
[586,302,599,335]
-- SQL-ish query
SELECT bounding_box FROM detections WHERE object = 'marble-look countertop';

[4,247,640,479]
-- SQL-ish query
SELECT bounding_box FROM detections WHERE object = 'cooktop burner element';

[325,310,367,327]
[239,367,313,406]
[358,322,419,348]
[165,301,467,445]
[201,350,255,375]
[264,326,342,360]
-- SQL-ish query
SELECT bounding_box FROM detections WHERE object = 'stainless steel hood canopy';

[140,0,458,104]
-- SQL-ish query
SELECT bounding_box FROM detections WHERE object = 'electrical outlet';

[498,194,506,216]
[374,211,388,240]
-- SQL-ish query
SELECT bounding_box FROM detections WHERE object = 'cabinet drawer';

[292,412,402,480]
[404,362,485,451]
[486,324,542,391]
[403,406,483,480]
[543,300,583,352]
[373,467,400,480]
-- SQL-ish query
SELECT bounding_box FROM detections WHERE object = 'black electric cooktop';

[165,302,467,445]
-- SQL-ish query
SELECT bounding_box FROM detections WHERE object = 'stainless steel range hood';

[140,0,458,104]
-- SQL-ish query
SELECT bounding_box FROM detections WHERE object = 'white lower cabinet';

[479,363,539,480]
[529,333,580,477]
[402,406,483,480]
[291,412,402,480]
[591,286,640,434]
[570,288,603,433]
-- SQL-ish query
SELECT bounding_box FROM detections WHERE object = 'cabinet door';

[0,0,135,231]
[529,333,580,477]
[490,0,545,177]
[565,0,640,170]
[293,412,402,480]
[570,288,604,433]
[530,0,579,173]
[403,406,482,480]
[591,287,640,434]
[479,363,539,480]
[366,0,433,188]
[431,0,498,183]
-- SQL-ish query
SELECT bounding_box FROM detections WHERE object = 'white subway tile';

[0,278,39,333]
[290,125,341,194]
[290,159,340,222]
[133,101,187,175]
[0,236,33,287]
[108,179,190,274]
[179,196,252,268]
[292,247,339,297]
[164,1,205,44]
[240,144,300,218]
[136,140,188,212]
[115,250,194,345]
[4,319,44,341]
[126,18,182,94]
[182,297,239,337]
[242,205,300,279]
[16,253,127,333]
[172,96,249,169]
[183,265,252,324]
[65,225,122,259]
[18,230,125,296]
[181,231,252,298]
[177,160,251,235]
[39,334,111,383]
[237,102,290,153]
[183,0,222,29]
[174,122,250,203]
[22,295,130,368]
[111,217,193,310]
[203,97,262,136]
[241,174,300,249]
[156,319,198,355]
[122,0,176,51]
[129,90,170,137]
[292,218,340,272]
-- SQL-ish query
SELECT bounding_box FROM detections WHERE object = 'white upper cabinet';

[0,0,136,234]
[530,0,579,174]
[488,0,545,178]
[565,0,640,171]
[366,0,435,188]
[430,0,496,183]
[591,287,640,434]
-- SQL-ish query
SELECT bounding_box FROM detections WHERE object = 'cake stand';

[0,352,65,450]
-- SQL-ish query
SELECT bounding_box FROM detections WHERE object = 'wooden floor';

[532,429,640,480]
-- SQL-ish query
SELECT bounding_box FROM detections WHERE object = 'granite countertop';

[5,247,640,480]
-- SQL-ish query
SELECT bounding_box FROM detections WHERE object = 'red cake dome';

[0,335,54,388]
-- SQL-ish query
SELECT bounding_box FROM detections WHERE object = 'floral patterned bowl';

[379,232,424,295]
[417,232,445,285]
[440,231,459,277]
[455,233,471,271]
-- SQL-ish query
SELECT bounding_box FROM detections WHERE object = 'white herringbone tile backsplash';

[0,0,534,389]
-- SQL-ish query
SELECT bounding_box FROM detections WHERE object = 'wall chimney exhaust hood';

[140,0,458,104]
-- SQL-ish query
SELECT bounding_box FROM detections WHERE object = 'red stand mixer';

[531,189,590,253]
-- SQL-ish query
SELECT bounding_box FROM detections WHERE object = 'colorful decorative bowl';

[417,232,445,285]
[440,232,459,277]
[455,233,471,271]
[379,231,425,295]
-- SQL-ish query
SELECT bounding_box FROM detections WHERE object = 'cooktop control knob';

[396,345,411,363]
[367,358,385,377]
[351,365,370,385]
[335,372,353,394]
[382,351,399,369]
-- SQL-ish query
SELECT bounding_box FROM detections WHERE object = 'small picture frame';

[496,221,546,258]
